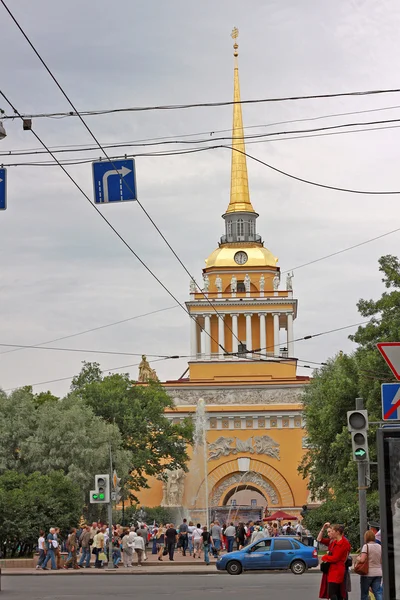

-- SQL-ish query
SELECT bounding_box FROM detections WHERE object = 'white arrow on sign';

[377,343,400,380]
[102,166,131,203]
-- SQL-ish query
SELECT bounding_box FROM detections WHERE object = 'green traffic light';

[99,493,105,500]
[92,493,98,500]
[355,448,367,459]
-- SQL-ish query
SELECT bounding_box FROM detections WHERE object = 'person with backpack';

[201,526,214,566]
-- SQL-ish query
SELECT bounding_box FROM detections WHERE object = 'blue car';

[216,536,318,575]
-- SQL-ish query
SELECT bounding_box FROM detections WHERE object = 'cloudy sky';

[1,0,400,396]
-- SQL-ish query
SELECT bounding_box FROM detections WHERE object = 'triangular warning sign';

[377,343,400,380]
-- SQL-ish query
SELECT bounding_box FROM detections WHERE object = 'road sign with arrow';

[92,159,137,204]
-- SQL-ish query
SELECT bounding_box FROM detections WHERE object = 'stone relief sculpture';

[259,274,265,292]
[210,472,279,506]
[168,386,303,406]
[273,273,280,291]
[215,275,223,293]
[203,274,210,292]
[286,271,294,291]
[189,279,196,294]
[230,275,237,293]
[244,273,251,292]
[208,435,280,460]
[208,437,235,460]
[161,468,185,507]
[253,435,280,459]
[138,355,159,382]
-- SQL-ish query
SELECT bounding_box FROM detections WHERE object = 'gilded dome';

[205,245,278,268]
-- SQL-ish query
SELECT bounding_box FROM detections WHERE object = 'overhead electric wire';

[0,305,178,357]
[3,87,400,119]
[5,102,400,158]
[0,89,227,357]
[0,2,242,354]
[4,115,400,159]
[0,341,181,358]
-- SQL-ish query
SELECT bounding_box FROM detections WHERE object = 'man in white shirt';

[192,524,203,559]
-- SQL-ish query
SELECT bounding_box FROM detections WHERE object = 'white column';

[259,313,266,358]
[218,314,225,357]
[204,314,211,359]
[287,312,294,358]
[273,313,280,357]
[190,316,197,359]
[231,314,239,355]
[245,313,252,356]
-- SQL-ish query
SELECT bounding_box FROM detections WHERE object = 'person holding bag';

[320,524,351,600]
[355,530,382,600]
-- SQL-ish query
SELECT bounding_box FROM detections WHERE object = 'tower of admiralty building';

[137,30,311,521]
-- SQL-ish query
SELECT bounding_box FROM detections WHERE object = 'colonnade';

[190,312,295,360]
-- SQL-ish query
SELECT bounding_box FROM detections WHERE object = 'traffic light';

[90,474,110,504]
[347,410,369,461]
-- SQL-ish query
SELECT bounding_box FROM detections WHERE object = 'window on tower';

[237,219,244,238]
[237,280,245,292]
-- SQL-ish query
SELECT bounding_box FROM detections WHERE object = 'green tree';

[302,491,380,551]
[72,363,193,498]
[299,255,400,500]
[0,470,82,557]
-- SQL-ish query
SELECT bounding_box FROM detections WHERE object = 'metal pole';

[107,442,114,570]
[356,397,368,549]
[203,425,209,530]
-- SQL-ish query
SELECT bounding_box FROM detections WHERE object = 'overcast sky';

[1,0,400,396]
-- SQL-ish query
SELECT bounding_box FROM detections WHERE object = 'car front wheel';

[226,560,243,575]
[290,560,306,575]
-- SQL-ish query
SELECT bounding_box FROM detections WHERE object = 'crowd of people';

[35,517,306,569]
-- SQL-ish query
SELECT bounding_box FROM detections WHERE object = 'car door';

[270,538,295,568]
[242,540,272,570]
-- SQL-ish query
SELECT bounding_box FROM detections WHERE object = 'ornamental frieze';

[166,386,304,406]
[208,434,280,461]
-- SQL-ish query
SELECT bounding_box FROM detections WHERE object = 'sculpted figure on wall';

[244,273,251,292]
[230,275,237,293]
[138,355,159,382]
[286,271,294,291]
[273,273,280,291]
[203,274,210,292]
[259,274,265,292]
[189,279,196,294]
[215,275,223,293]
[168,386,304,406]
[161,468,185,507]
[208,437,235,460]
[208,435,280,461]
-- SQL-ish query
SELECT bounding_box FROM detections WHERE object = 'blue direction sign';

[92,159,137,204]
[381,383,400,421]
[0,167,6,210]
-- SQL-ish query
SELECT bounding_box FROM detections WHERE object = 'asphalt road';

[0,573,357,600]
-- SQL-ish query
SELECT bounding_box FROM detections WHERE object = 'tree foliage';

[300,255,400,502]
[72,362,193,497]
[302,491,380,551]
[0,470,82,557]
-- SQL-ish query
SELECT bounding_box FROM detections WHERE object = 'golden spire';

[225,27,256,214]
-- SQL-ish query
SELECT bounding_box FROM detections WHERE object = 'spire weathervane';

[231,27,239,58]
